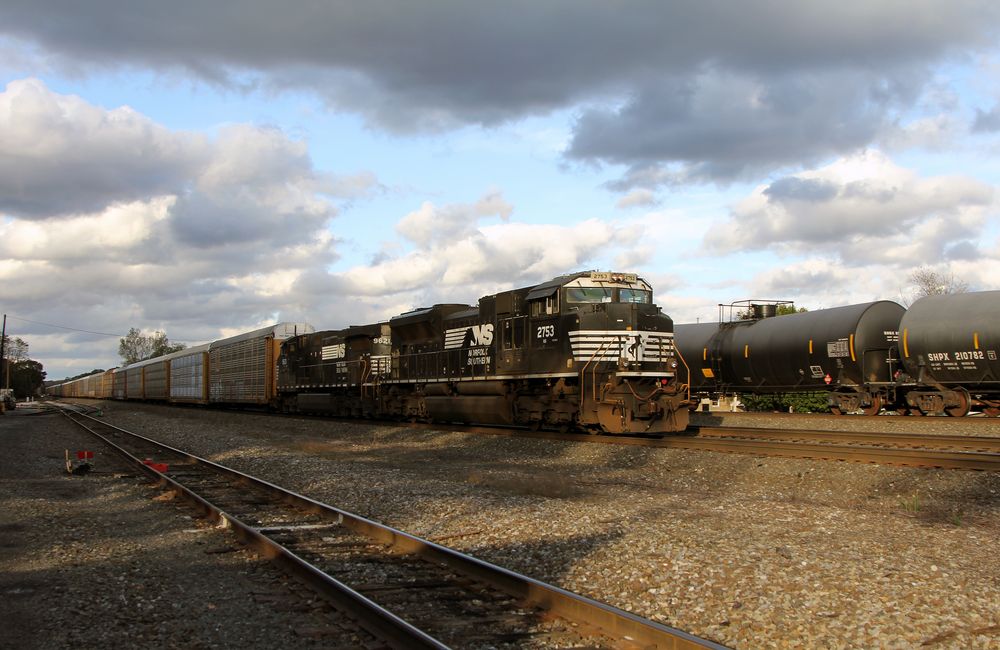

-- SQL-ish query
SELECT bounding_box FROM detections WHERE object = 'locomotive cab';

[554,272,688,432]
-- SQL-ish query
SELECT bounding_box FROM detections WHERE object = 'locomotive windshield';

[620,289,651,304]
[565,287,651,304]
[566,287,614,303]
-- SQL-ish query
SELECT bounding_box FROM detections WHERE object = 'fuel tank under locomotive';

[899,291,1000,416]
[676,301,906,414]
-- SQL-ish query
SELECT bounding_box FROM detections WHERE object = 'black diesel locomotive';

[675,290,1000,416]
[278,271,691,433]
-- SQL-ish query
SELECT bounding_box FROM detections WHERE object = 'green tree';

[118,328,186,364]
[11,359,46,398]
[1,335,29,363]
[1,336,30,395]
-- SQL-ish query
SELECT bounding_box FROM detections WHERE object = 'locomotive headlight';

[671,361,678,368]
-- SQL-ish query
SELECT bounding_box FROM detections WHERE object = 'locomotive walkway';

[54,403,726,650]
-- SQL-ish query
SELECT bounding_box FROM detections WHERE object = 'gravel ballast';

[0,406,375,649]
[7,401,1000,649]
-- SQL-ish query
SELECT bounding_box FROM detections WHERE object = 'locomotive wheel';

[984,407,1000,418]
[860,395,882,417]
[829,406,843,416]
[945,390,971,418]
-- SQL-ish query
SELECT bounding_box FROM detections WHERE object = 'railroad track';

[54,404,725,650]
[455,424,1000,471]
[690,425,1000,452]
[655,433,1000,471]
[52,398,1000,470]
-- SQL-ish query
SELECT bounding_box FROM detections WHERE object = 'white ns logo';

[470,324,494,346]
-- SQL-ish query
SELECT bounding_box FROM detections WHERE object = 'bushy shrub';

[739,392,831,413]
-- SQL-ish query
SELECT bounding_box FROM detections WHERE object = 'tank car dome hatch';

[752,304,777,319]
[716,299,795,322]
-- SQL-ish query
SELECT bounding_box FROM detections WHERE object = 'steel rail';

[690,425,1000,452]
[438,423,1000,470]
[53,398,1000,470]
[56,408,447,650]
[56,406,727,650]
[648,436,1000,471]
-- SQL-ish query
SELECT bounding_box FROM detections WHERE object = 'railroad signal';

[143,458,169,473]
[64,449,93,475]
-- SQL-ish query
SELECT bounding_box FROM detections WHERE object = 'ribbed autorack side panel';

[113,369,127,399]
[209,335,269,403]
[144,361,168,400]
[126,367,143,399]
[170,351,208,402]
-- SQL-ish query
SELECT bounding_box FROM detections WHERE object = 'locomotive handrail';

[360,357,370,399]
[579,337,616,422]
[595,336,628,400]
[674,343,693,404]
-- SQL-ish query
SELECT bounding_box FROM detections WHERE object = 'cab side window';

[501,317,526,349]
[529,294,559,317]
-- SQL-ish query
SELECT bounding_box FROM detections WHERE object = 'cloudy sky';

[3,1,1000,379]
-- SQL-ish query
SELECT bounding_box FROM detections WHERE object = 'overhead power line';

[7,315,123,338]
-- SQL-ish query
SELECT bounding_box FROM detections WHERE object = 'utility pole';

[0,313,6,389]
[0,314,5,414]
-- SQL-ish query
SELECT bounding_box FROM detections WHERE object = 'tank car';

[675,300,906,415]
[898,290,1000,416]
[277,271,690,433]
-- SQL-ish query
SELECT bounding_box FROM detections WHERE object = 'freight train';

[50,271,692,434]
[675,290,1000,416]
[51,323,313,405]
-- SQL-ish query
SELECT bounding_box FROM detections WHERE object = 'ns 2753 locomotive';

[278,271,691,433]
